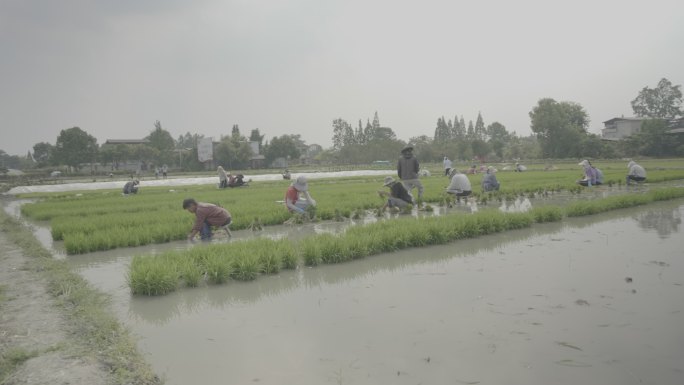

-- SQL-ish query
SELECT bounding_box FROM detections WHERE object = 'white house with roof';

[601,117,644,141]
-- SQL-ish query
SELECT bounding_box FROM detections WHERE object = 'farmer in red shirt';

[284,176,316,214]
[182,198,232,241]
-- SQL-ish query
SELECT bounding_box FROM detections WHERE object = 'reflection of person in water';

[635,208,681,239]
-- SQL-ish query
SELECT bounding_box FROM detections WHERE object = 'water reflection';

[634,207,682,239]
[127,221,568,325]
[499,197,532,213]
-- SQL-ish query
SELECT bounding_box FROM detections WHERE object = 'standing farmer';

[397,145,423,202]
[443,156,453,176]
[182,198,232,241]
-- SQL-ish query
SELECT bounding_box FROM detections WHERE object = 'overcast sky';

[1,0,683,155]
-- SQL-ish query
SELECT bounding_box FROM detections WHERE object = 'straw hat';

[383,176,396,186]
[578,160,589,167]
[293,175,308,191]
[401,145,413,153]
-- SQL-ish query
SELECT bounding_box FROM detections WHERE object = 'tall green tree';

[264,135,301,165]
[231,124,241,140]
[146,121,175,165]
[32,142,54,167]
[474,112,487,140]
[54,127,98,170]
[627,119,683,156]
[529,98,589,158]
[486,122,509,159]
[631,78,683,119]
[372,111,380,130]
[215,135,252,169]
[332,118,351,150]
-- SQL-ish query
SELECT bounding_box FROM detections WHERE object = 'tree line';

[3,78,682,174]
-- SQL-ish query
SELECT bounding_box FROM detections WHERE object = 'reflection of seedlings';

[575,299,590,306]
[423,204,434,212]
[401,204,413,214]
[249,217,263,231]
[334,209,345,222]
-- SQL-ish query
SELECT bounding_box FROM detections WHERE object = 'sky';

[1,0,683,155]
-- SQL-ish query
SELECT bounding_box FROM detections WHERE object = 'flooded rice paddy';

[66,201,684,384]
[3,191,683,384]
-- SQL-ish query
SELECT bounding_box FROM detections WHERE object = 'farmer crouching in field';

[123,180,139,195]
[577,160,597,187]
[285,176,317,214]
[481,167,500,192]
[182,198,232,241]
[626,160,647,185]
[378,176,412,211]
[446,168,472,204]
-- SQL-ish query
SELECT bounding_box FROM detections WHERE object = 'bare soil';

[0,232,107,385]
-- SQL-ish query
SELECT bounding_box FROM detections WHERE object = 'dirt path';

[0,232,107,385]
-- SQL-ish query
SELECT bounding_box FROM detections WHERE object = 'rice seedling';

[248,217,264,231]
[530,206,564,223]
[128,255,180,296]
[204,252,234,284]
[231,253,261,281]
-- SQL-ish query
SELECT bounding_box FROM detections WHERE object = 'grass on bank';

[127,187,684,296]
[0,210,162,385]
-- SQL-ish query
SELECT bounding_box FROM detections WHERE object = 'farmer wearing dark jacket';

[397,145,423,202]
[378,176,412,210]
[123,180,139,194]
[182,198,232,241]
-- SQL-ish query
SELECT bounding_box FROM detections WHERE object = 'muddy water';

[64,200,684,385]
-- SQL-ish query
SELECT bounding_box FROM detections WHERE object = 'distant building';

[601,118,644,141]
[602,117,684,140]
[102,139,151,171]
[104,139,150,145]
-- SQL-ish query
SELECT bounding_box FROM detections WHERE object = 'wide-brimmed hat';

[401,145,413,153]
[627,160,635,168]
[293,175,308,191]
[383,176,396,186]
[578,160,589,167]
[448,168,460,178]
[487,166,497,173]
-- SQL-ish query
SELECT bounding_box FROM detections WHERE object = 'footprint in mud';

[555,341,583,351]
[555,359,592,367]
[575,299,590,306]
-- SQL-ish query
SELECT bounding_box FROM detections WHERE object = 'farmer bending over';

[285,176,316,214]
[446,168,472,203]
[378,176,412,211]
[182,198,232,241]
[626,160,646,185]
[123,180,139,195]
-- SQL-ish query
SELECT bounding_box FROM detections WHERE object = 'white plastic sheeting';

[5,170,395,195]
